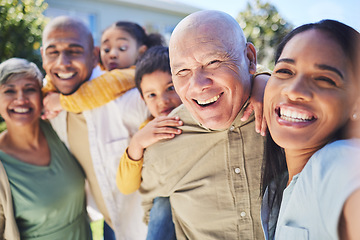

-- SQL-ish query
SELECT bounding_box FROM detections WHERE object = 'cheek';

[173,80,188,101]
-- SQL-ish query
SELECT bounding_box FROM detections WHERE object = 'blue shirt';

[262,139,360,240]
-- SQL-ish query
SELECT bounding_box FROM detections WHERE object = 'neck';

[2,120,43,151]
[284,148,317,185]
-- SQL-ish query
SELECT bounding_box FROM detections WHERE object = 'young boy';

[116,46,182,240]
[116,46,182,194]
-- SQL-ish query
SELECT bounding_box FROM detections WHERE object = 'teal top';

[0,120,91,240]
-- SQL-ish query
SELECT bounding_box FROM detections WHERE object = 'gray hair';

[0,58,43,86]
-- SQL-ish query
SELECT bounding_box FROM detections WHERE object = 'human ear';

[92,46,100,68]
[246,42,257,75]
[138,45,148,58]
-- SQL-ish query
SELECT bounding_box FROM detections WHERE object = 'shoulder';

[303,139,360,197]
[311,139,360,172]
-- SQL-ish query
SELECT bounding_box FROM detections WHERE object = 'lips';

[159,107,175,116]
[12,107,30,113]
[10,107,31,114]
[56,72,76,79]
[107,62,119,71]
[275,104,316,126]
[195,93,223,107]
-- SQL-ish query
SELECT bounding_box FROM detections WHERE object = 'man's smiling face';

[169,12,253,130]
[41,26,97,95]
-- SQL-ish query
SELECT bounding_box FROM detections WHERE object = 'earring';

[353,113,358,120]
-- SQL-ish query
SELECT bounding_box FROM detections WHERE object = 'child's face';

[100,27,145,70]
[141,70,182,117]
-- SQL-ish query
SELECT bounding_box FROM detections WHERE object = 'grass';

[91,219,104,240]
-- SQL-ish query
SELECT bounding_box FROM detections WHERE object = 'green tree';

[237,0,293,69]
[0,0,48,128]
[0,0,48,69]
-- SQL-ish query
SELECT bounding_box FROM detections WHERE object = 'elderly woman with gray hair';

[0,58,91,240]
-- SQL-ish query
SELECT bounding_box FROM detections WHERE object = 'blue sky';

[177,0,360,31]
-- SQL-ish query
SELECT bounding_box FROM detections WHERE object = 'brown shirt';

[140,104,265,240]
[67,112,112,227]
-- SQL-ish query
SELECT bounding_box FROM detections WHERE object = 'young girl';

[261,20,360,240]
[99,21,164,71]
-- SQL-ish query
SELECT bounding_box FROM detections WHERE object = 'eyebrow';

[276,58,295,64]
[45,43,84,50]
[315,64,344,80]
[102,37,128,44]
[3,83,38,87]
[277,58,344,80]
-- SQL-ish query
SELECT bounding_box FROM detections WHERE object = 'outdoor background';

[0,0,358,239]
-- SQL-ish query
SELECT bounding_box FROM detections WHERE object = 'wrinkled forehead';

[170,12,245,56]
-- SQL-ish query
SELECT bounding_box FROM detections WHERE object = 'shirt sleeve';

[59,68,136,113]
[41,75,58,96]
[314,140,360,236]
[254,64,272,77]
[116,148,143,195]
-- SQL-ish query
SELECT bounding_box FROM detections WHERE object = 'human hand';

[41,92,63,119]
[241,74,269,136]
[127,116,183,160]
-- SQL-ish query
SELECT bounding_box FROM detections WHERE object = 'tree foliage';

[237,0,293,69]
[0,0,48,69]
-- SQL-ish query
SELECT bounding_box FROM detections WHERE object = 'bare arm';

[241,73,269,136]
[127,116,183,160]
[116,116,182,194]
[339,188,360,240]
[42,92,63,120]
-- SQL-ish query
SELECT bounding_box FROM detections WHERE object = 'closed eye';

[176,69,190,77]
[208,60,221,65]
[4,89,15,94]
[275,68,293,75]
[315,76,337,86]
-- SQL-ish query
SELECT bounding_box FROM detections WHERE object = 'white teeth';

[280,108,313,122]
[57,72,75,79]
[197,94,221,105]
[13,108,30,113]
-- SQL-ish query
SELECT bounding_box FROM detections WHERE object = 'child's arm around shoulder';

[41,68,136,119]
[116,116,183,194]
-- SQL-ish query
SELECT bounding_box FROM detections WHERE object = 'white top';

[50,67,150,240]
[262,139,360,240]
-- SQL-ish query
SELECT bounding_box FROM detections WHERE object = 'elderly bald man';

[140,10,265,240]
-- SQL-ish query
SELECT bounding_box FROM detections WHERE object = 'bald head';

[170,10,247,58]
[169,10,257,130]
[43,16,94,49]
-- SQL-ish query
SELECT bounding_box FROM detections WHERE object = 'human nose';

[281,75,313,101]
[189,69,212,92]
[14,90,28,104]
[56,52,71,67]
[109,48,118,59]
[158,93,171,106]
